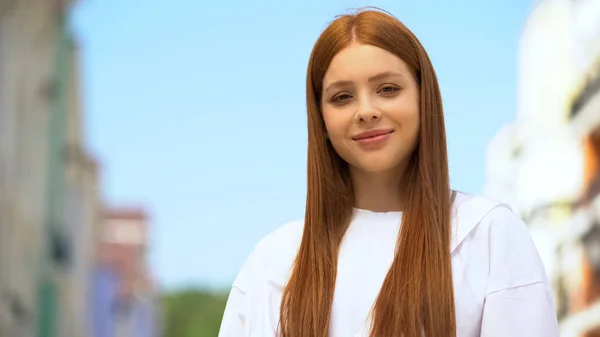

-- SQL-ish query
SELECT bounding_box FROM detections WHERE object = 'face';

[321,43,420,175]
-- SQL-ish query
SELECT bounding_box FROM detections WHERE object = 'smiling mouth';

[351,129,394,141]
[351,129,394,148]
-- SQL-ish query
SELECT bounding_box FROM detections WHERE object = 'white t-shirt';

[218,192,560,337]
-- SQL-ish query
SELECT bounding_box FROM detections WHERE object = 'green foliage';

[161,288,229,337]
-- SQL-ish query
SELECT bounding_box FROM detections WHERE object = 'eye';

[331,93,353,103]
[378,85,400,95]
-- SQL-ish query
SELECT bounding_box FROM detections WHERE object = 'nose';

[354,98,382,123]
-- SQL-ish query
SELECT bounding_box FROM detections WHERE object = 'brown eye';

[378,86,400,95]
[332,93,352,103]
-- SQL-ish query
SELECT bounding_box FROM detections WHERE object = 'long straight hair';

[279,8,455,337]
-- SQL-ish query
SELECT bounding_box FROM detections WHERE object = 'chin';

[339,147,410,174]
[353,159,400,173]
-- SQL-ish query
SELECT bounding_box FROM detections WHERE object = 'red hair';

[279,8,455,337]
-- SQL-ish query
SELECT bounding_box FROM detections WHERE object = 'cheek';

[386,97,420,134]
[322,109,352,138]
[401,111,420,147]
[402,109,420,133]
[384,102,420,155]
[322,111,355,159]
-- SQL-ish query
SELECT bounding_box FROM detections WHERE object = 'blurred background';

[1,0,599,336]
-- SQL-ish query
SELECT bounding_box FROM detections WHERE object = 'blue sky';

[69,0,533,290]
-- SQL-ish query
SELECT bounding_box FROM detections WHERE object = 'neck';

[351,167,406,212]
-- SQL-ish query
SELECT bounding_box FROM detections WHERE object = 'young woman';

[219,8,559,337]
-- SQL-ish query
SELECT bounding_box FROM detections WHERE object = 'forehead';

[323,43,411,83]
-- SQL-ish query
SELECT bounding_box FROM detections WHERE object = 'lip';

[351,129,394,147]
[352,128,394,140]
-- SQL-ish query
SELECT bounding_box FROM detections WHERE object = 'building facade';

[1,1,162,336]
[39,7,89,337]
[91,264,120,337]
[93,208,161,337]
[0,0,101,336]
[0,0,62,336]
[485,0,600,336]
[562,1,600,336]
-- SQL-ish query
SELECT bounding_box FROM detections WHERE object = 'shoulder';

[452,191,521,240]
[482,203,548,293]
[231,219,304,293]
[453,192,548,294]
[453,191,532,251]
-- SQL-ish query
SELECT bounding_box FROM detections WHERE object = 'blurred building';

[93,208,161,337]
[38,9,95,337]
[0,0,108,337]
[0,0,71,336]
[1,1,162,337]
[485,0,600,336]
[61,38,104,337]
[563,0,600,336]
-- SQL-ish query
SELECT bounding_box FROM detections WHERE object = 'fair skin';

[321,43,420,212]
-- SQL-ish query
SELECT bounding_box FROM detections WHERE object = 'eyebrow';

[324,71,404,95]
